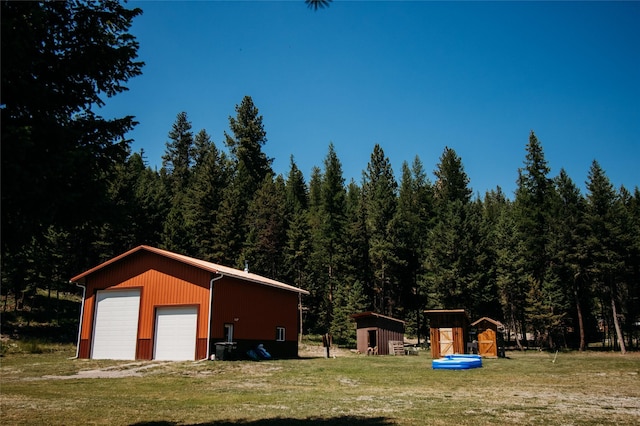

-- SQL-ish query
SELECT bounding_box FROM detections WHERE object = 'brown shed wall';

[426,310,470,359]
[353,313,405,356]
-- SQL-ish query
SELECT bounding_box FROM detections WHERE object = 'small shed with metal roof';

[70,245,309,361]
[425,309,470,359]
[351,312,405,355]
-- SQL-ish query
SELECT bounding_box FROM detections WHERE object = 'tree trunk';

[574,288,586,351]
[611,294,626,355]
[511,310,524,351]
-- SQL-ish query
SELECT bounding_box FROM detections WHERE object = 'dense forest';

[2,1,638,352]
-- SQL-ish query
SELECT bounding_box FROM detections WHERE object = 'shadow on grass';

[131,417,394,426]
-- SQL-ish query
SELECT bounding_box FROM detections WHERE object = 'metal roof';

[351,311,405,324]
[70,245,309,295]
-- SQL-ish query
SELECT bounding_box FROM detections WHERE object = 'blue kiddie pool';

[432,354,482,370]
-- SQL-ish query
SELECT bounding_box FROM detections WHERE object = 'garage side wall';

[211,277,300,358]
[78,251,211,359]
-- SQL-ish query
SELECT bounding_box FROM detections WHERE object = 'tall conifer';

[362,144,398,315]
[585,161,626,353]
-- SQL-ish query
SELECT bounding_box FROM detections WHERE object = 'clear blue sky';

[100,1,639,197]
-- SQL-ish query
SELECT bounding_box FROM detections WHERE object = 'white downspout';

[205,273,224,360]
[72,282,86,359]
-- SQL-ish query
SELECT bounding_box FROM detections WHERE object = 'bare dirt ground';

[29,361,174,380]
[24,343,352,380]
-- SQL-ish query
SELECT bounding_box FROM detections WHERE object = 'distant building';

[425,309,470,359]
[471,317,505,358]
[351,312,405,355]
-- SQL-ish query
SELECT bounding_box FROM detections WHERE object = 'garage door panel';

[92,289,140,360]
[154,306,197,361]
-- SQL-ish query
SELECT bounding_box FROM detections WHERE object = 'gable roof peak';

[70,245,309,295]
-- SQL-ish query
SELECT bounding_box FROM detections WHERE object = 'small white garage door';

[92,289,141,360]
[153,306,198,361]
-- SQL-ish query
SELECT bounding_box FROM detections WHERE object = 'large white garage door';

[92,289,141,360]
[154,306,198,361]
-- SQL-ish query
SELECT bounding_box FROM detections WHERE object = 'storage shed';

[70,245,309,361]
[425,309,470,359]
[351,312,405,355]
[471,317,505,358]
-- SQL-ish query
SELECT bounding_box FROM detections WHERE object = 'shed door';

[439,328,454,355]
[153,306,198,361]
[478,328,496,357]
[92,289,141,360]
[368,330,377,349]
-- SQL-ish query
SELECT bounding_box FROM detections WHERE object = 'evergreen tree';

[320,144,348,331]
[224,96,273,206]
[626,186,640,349]
[362,144,399,315]
[433,147,472,206]
[344,180,372,309]
[2,1,143,254]
[307,144,347,333]
[193,129,214,171]
[1,1,143,305]
[625,187,640,349]
[285,156,309,215]
[162,191,194,255]
[210,181,245,266]
[426,147,477,313]
[94,150,168,257]
[305,166,326,333]
[585,161,626,353]
[284,157,312,288]
[475,188,506,321]
[495,202,528,350]
[611,185,639,350]
[160,113,196,254]
[550,169,591,350]
[392,158,433,338]
[162,112,195,192]
[466,198,499,319]
[213,96,274,266]
[330,276,368,346]
[101,152,146,255]
[330,180,370,344]
[514,131,553,283]
[188,131,230,260]
[243,175,288,280]
[136,161,171,248]
[512,131,557,347]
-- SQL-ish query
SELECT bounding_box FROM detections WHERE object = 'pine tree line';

[3,96,639,351]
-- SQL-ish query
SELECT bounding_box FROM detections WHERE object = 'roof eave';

[69,245,310,295]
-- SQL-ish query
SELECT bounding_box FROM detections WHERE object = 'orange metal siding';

[75,247,305,360]
[79,251,211,359]
[211,276,299,341]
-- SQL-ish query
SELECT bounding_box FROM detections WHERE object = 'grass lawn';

[1,344,639,425]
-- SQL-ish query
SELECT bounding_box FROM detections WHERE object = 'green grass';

[1,345,639,425]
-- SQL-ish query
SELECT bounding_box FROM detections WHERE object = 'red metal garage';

[71,245,309,360]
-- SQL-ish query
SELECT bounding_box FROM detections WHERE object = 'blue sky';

[101,1,639,197]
